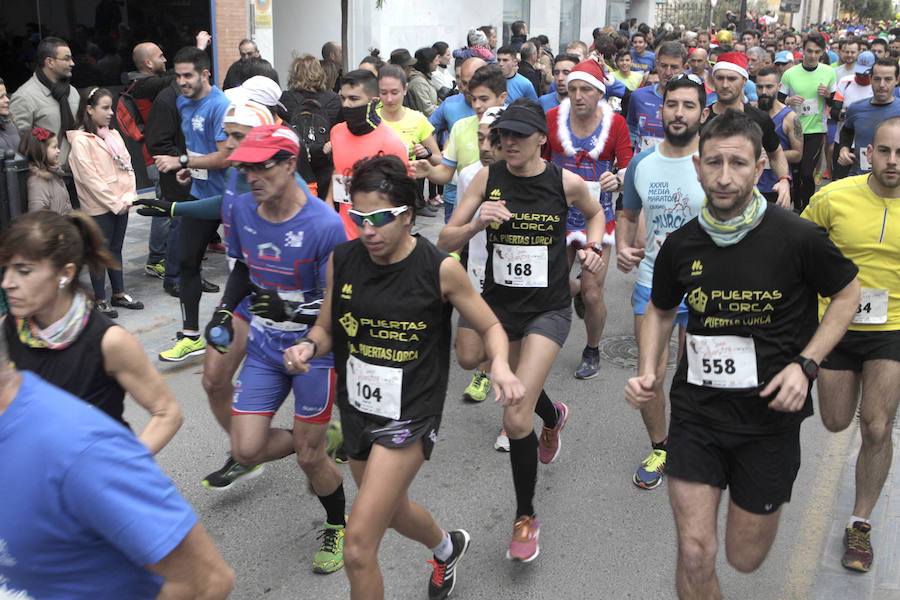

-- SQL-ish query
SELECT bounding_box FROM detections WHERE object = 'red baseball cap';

[227,124,300,163]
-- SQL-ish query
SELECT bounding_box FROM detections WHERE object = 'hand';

[576,246,604,274]
[196,31,212,50]
[154,154,182,173]
[625,374,657,409]
[176,168,192,185]
[410,159,432,179]
[838,147,855,166]
[617,246,645,273]
[598,170,621,193]
[475,200,512,230]
[490,362,526,407]
[134,197,175,217]
[760,363,809,412]
[817,84,830,98]
[283,342,314,374]
[204,309,234,354]
[772,178,791,209]
[322,141,332,155]
[249,289,288,322]
[786,95,803,107]
[413,143,429,158]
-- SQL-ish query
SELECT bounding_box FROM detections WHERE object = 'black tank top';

[481,160,570,315]
[331,235,452,420]
[5,311,128,427]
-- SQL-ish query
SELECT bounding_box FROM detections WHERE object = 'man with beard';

[837,59,900,176]
[538,53,579,112]
[755,67,803,203]
[626,110,860,598]
[617,74,709,490]
[626,41,687,153]
[703,53,792,208]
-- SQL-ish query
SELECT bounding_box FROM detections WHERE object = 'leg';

[164,215,181,286]
[816,369,861,433]
[669,477,723,600]
[723,500,783,572]
[229,354,294,465]
[852,359,900,518]
[202,315,249,433]
[230,414,294,465]
[581,249,610,347]
[89,212,115,300]
[108,212,128,297]
[148,216,170,265]
[179,217,220,333]
[634,312,669,446]
[294,421,342,499]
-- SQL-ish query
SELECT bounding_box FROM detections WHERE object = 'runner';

[0,210,182,454]
[205,124,349,574]
[616,74,708,490]
[284,154,524,600]
[544,57,632,379]
[625,110,859,598]
[625,42,688,154]
[439,98,605,562]
[802,116,900,573]
[755,67,804,203]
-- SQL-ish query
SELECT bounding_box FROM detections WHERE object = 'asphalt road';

[110,207,884,600]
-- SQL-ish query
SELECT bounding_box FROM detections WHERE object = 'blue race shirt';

[177,86,231,200]
[758,106,792,193]
[539,92,560,112]
[0,372,197,599]
[626,85,664,149]
[845,99,900,174]
[428,93,475,136]
[506,72,539,103]
[630,50,656,72]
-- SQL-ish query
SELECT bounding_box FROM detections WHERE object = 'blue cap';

[855,51,875,74]
[774,51,793,64]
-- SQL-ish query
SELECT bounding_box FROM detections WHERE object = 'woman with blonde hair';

[281,54,343,197]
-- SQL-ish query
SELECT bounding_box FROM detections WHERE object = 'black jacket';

[517,62,542,97]
[144,84,190,202]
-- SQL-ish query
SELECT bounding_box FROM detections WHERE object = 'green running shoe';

[202,455,265,491]
[325,421,343,462]
[312,522,345,574]
[633,449,667,490]
[144,260,166,279]
[159,333,206,362]
[462,370,490,403]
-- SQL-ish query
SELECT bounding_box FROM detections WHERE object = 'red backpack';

[116,81,153,165]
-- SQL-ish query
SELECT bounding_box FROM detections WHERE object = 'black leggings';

[794,133,825,212]
[178,216,220,331]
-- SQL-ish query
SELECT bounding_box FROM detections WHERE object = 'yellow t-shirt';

[802,174,900,331]
[613,70,644,91]
[376,105,435,157]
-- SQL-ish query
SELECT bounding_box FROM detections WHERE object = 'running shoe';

[325,421,343,462]
[462,370,490,402]
[95,300,118,319]
[633,449,667,490]
[574,346,600,379]
[494,428,510,452]
[312,522,345,573]
[202,455,265,491]
[842,521,873,572]
[427,529,471,600]
[573,290,586,319]
[538,402,569,464]
[207,241,227,254]
[506,515,540,562]
[333,441,348,463]
[159,332,206,362]
[144,261,165,279]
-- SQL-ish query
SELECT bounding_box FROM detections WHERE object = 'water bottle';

[208,326,231,347]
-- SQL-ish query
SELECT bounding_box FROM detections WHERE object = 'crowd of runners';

[0,12,899,600]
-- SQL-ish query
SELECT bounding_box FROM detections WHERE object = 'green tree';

[841,0,895,20]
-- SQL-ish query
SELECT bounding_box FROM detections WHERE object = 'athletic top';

[703,103,781,154]
[481,161,570,315]
[834,75,874,109]
[428,93,476,136]
[223,188,346,363]
[0,371,197,599]
[376,106,435,155]
[331,235,452,420]
[458,161,489,292]
[758,106,793,194]
[652,207,857,433]
[5,310,127,427]
[779,63,837,133]
[538,92,561,112]
[442,115,480,173]
[843,100,900,174]
[626,85,664,151]
[613,70,644,91]
[803,175,900,331]
[176,86,231,199]
[622,146,706,289]
[505,73,539,103]
[630,50,656,72]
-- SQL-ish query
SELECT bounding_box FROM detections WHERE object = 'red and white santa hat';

[565,56,608,94]
[712,52,749,79]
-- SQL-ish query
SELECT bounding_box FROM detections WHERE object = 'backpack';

[289,98,331,161]
[116,81,152,143]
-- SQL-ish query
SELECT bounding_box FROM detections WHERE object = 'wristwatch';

[792,355,819,381]
[179,154,189,167]
[587,241,603,256]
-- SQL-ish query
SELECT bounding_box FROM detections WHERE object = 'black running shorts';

[340,409,441,462]
[821,330,900,373]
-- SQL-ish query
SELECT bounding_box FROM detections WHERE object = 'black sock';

[585,345,598,352]
[317,483,346,526]
[534,389,558,428]
[652,438,668,451]
[509,432,538,517]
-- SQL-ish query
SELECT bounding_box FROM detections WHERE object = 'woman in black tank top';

[0,211,182,454]
[284,155,524,599]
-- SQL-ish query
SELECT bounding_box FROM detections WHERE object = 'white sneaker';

[494,428,510,452]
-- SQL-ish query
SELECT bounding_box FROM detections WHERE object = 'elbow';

[202,564,236,599]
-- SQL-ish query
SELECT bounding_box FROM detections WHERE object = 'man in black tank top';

[438,99,606,563]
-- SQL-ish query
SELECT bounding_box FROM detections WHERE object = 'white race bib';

[853,288,889,324]
[187,150,208,180]
[640,136,663,151]
[468,264,485,293]
[346,355,403,419]
[585,181,604,203]
[798,98,818,116]
[332,174,351,204]
[492,244,548,288]
[858,149,871,172]
[686,334,759,389]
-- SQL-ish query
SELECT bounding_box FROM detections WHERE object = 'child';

[20,127,72,215]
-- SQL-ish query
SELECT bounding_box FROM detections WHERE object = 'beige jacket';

[66,129,136,216]
[9,73,81,172]
[26,167,73,214]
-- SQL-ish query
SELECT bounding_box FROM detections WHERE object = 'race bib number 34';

[492,244,548,288]
[346,355,403,419]
[686,334,759,389]
[853,288,889,324]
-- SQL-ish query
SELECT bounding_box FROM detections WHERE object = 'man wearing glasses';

[223,39,261,90]
[208,124,349,574]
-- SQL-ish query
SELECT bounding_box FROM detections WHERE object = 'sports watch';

[179,154,189,167]
[587,242,603,256]
[792,355,819,381]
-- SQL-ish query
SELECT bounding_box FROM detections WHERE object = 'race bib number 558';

[686,334,758,389]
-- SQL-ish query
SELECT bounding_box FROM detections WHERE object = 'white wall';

[580,1,609,47]
[530,0,562,51]
[272,0,341,86]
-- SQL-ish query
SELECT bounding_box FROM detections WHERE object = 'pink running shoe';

[506,515,540,562]
[538,401,569,464]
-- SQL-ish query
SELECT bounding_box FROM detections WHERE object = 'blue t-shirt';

[539,92,560,113]
[758,106,793,193]
[845,99,900,174]
[626,85,664,149]
[506,72,539,103]
[428,93,475,137]
[630,50,656,72]
[224,187,346,362]
[0,371,197,599]
[177,86,231,200]
[623,146,706,289]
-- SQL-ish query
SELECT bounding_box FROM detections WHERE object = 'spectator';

[321,41,343,93]
[359,48,384,75]
[478,25,498,53]
[517,41,543,96]
[612,49,643,90]
[431,41,456,99]
[0,77,19,155]
[496,45,538,102]
[566,40,589,61]
[510,20,528,52]
[453,29,495,63]
[19,127,71,214]
[67,88,144,316]
[223,38,260,90]
[408,47,439,116]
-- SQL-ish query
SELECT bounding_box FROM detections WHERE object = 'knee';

[821,409,853,433]
[230,445,261,467]
[678,534,718,575]
[725,546,765,573]
[503,410,534,438]
[202,368,232,398]
[860,415,892,448]
[294,443,327,471]
[581,279,605,307]
[455,346,481,371]
[342,529,375,572]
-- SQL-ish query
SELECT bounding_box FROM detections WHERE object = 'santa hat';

[712,52,749,80]
[565,57,608,94]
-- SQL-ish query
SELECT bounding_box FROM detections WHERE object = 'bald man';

[687,47,709,82]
